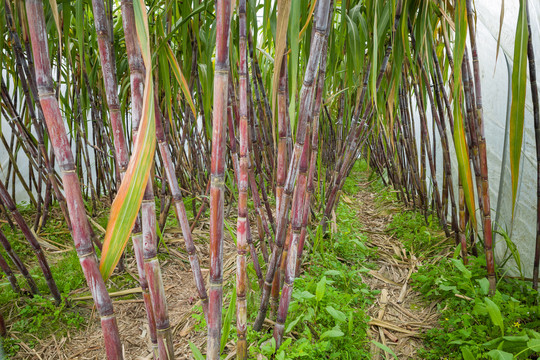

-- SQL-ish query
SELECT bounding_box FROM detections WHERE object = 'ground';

[0,165,462,359]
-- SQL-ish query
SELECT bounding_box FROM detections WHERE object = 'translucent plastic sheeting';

[411,0,540,278]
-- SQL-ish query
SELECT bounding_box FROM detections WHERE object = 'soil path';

[350,176,445,359]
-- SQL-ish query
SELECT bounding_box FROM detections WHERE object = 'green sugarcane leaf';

[165,43,197,119]
[485,298,504,336]
[371,340,398,359]
[509,0,529,218]
[452,0,476,227]
[99,0,156,280]
[220,286,236,353]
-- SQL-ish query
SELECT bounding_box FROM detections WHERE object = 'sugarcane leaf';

[509,0,529,218]
[485,298,504,336]
[452,0,476,227]
[189,341,206,360]
[299,0,318,40]
[99,0,156,280]
[165,43,197,119]
[371,340,398,359]
[220,286,236,353]
[47,0,62,50]
[288,0,301,131]
[487,349,513,360]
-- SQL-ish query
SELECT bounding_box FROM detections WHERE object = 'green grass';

[186,160,379,359]
[365,162,540,360]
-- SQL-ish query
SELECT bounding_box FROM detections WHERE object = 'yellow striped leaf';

[165,44,197,119]
[99,0,156,280]
[453,0,476,227]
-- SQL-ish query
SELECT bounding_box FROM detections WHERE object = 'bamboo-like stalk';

[253,0,332,331]
[227,79,264,287]
[92,0,158,354]
[207,0,231,357]
[466,0,496,293]
[155,106,209,317]
[276,51,289,214]
[296,35,330,275]
[275,27,331,344]
[0,233,22,294]
[0,221,39,296]
[119,0,174,357]
[526,0,540,290]
[24,0,123,357]
[236,1,249,356]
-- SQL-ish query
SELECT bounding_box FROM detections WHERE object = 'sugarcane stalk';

[466,0,495,293]
[155,100,209,317]
[0,250,20,294]
[227,79,264,286]
[207,0,232,357]
[120,0,174,356]
[236,1,249,355]
[252,0,332,331]
[91,0,158,354]
[25,0,123,357]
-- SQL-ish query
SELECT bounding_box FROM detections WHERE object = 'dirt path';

[351,177,445,359]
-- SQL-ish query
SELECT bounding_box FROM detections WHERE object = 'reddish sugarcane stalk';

[236,1,249,356]
[252,0,332,331]
[466,0,496,293]
[155,106,209,317]
[227,79,264,286]
[0,249,20,294]
[119,0,174,357]
[276,51,289,215]
[207,0,231,357]
[25,0,123,358]
[526,0,540,290]
[91,1,158,354]
[273,128,311,347]
[297,38,329,274]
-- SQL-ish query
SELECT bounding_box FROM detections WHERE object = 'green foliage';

[244,175,376,359]
[412,255,540,359]
[4,295,85,357]
[387,212,448,256]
